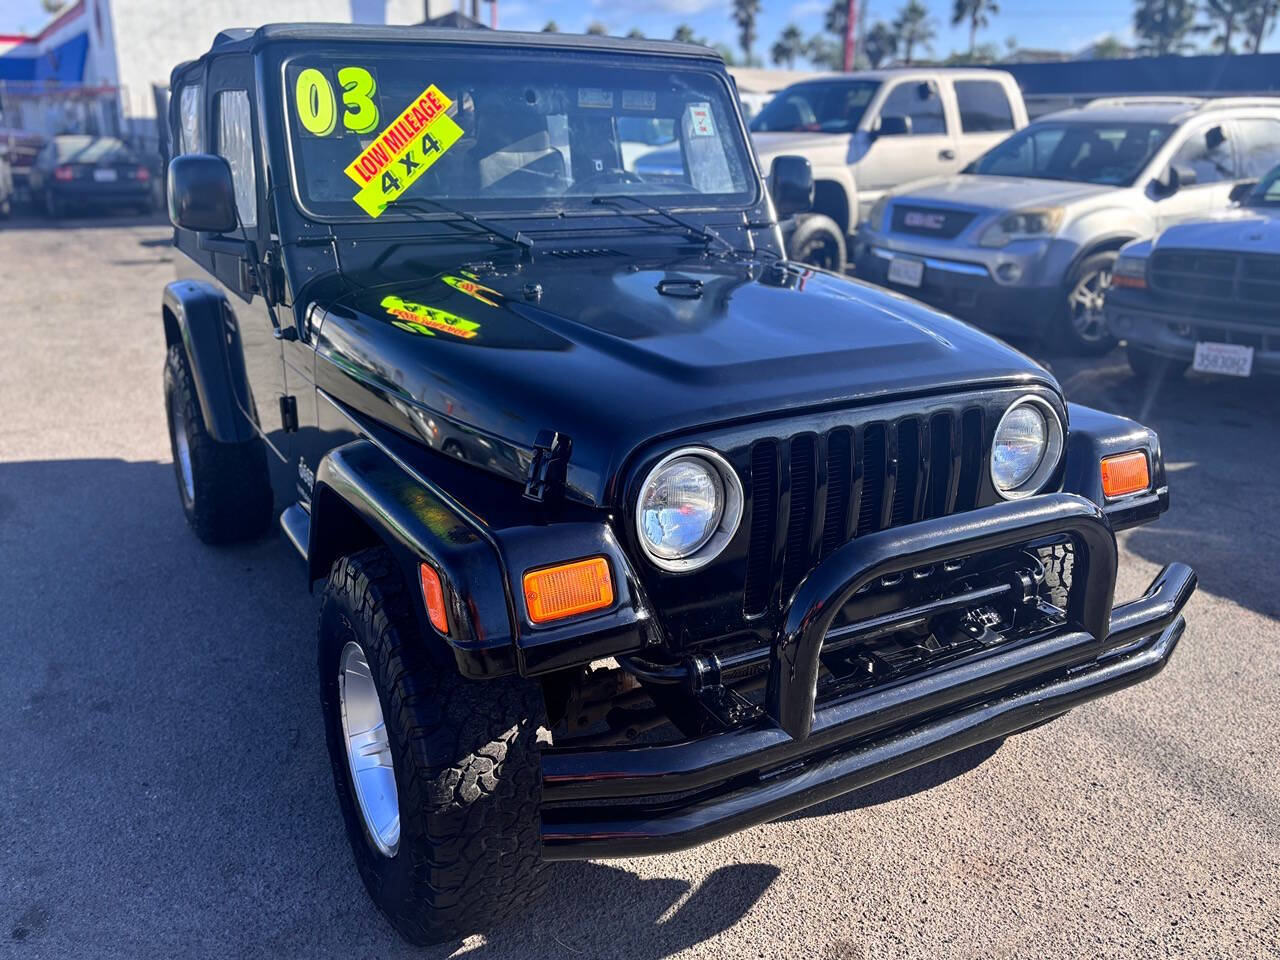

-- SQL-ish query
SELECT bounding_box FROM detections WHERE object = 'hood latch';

[524,429,572,503]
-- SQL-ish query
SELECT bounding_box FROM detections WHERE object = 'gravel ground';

[1,214,1277,960]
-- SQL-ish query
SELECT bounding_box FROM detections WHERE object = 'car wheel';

[318,547,548,944]
[1127,344,1190,382]
[787,213,847,273]
[163,343,273,543]
[1057,252,1118,355]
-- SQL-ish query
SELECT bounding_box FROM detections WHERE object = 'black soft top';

[179,22,720,77]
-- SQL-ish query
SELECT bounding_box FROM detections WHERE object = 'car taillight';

[134,165,150,181]
[54,165,74,181]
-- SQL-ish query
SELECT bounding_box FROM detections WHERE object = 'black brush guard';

[540,494,1196,860]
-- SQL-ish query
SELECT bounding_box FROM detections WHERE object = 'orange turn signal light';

[1100,450,1150,499]
[523,557,614,624]
[419,563,449,636]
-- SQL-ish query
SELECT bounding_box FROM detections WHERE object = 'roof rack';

[1082,96,1205,109]
[1187,96,1280,112]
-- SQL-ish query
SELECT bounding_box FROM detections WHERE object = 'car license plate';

[1192,341,1253,377]
[887,257,924,288]
[93,168,118,182]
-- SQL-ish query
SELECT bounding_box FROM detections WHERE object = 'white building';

[1,0,455,145]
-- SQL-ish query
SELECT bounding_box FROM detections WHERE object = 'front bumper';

[856,245,1060,336]
[540,494,1195,859]
[1107,291,1280,378]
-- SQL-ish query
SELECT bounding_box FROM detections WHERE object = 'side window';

[178,83,202,155]
[878,81,947,136]
[215,90,257,229]
[1235,119,1280,178]
[955,81,1014,134]
[1171,124,1236,186]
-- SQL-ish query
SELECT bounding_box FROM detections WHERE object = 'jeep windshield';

[1243,164,1280,207]
[969,121,1174,187]
[282,48,756,220]
[750,80,879,134]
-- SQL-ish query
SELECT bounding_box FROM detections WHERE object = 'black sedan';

[28,135,155,217]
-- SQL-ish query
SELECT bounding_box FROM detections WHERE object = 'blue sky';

[3,0,1276,62]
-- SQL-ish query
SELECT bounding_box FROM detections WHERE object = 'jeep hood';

[316,256,1054,506]
[889,174,1114,215]
[1154,208,1280,253]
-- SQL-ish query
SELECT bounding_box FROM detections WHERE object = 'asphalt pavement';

[2,213,1277,959]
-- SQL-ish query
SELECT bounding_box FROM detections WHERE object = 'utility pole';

[842,0,858,71]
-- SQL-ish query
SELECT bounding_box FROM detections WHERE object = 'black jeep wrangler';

[161,24,1195,944]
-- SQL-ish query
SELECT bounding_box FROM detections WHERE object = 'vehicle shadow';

[0,208,169,232]
[0,457,777,959]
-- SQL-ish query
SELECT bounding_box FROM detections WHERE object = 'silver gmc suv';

[855,97,1280,353]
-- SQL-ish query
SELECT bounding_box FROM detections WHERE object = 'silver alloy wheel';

[171,399,195,503]
[1067,266,1112,343]
[339,641,401,857]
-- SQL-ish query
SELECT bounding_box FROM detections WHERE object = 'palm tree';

[1203,0,1253,51]
[672,23,706,44]
[1133,0,1197,54]
[733,0,763,64]
[771,24,807,67]
[951,0,999,56]
[585,21,609,36]
[864,21,899,66]
[541,20,558,32]
[893,0,937,64]
[1243,0,1280,51]
[1090,34,1129,58]
[626,28,646,39]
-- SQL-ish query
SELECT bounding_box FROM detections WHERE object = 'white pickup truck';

[751,68,1028,271]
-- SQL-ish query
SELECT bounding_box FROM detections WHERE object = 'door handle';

[938,149,956,161]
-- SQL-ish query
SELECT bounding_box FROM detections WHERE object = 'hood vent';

[546,247,625,259]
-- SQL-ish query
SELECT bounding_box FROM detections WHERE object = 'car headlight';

[991,397,1065,499]
[635,448,744,572]
[978,207,1064,248]
[867,194,890,231]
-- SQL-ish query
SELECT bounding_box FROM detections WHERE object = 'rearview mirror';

[769,155,814,218]
[1228,180,1257,204]
[876,115,912,138]
[168,154,238,233]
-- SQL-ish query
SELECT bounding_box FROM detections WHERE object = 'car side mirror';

[1159,162,1197,197]
[769,155,814,218]
[168,153,238,233]
[876,115,912,138]
[1228,180,1257,204]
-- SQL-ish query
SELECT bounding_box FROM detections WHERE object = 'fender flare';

[162,280,255,444]
[1062,402,1168,531]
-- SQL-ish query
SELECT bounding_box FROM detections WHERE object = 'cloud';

[787,0,827,20]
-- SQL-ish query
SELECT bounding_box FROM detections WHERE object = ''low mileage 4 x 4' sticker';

[342,84,464,217]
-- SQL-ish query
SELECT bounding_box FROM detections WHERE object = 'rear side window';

[215,90,256,229]
[1235,118,1280,178]
[878,81,947,136]
[955,81,1014,133]
[178,84,202,154]
[1170,125,1236,185]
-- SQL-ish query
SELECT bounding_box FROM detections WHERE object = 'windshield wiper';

[380,195,534,259]
[590,194,747,260]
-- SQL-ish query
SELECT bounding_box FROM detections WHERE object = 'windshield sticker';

[382,295,481,339]
[345,84,464,217]
[442,275,503,307]
[622,90,656,112]
[688,103,716,137]
[578,88,614,109]
[293,66,381,137]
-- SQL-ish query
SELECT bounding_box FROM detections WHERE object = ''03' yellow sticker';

[345,85,463,218]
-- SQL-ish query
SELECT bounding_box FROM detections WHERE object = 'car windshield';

[283,48,756,220]
[750,80,880,134]
[53,136,136,164]
[970,121,1174,186]
[1243,164,1280,207]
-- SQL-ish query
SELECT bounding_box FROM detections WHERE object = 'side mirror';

[876,115,912,138]
[769,155,814,218]
[1159,162,1197,197]
[1228,180,1257,204]
[168,153,238,233]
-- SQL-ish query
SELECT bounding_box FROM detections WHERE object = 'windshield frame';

[1243,164,1280,207]
[968,120,1176,188]
[274,43,762,225]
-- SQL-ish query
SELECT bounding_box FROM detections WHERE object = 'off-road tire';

[318,547,548,945]
[1127,344,1190,382]
[1037,541,1073,611]
[788,213,847,273]
[1055,252,1118,356]
[163,343,272,543]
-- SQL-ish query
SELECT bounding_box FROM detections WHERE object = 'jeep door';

[1154,121,1242,229]
[854,79,959,206]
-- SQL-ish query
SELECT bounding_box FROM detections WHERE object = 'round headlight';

[991,397,1064,498]
[635,448,743,572]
